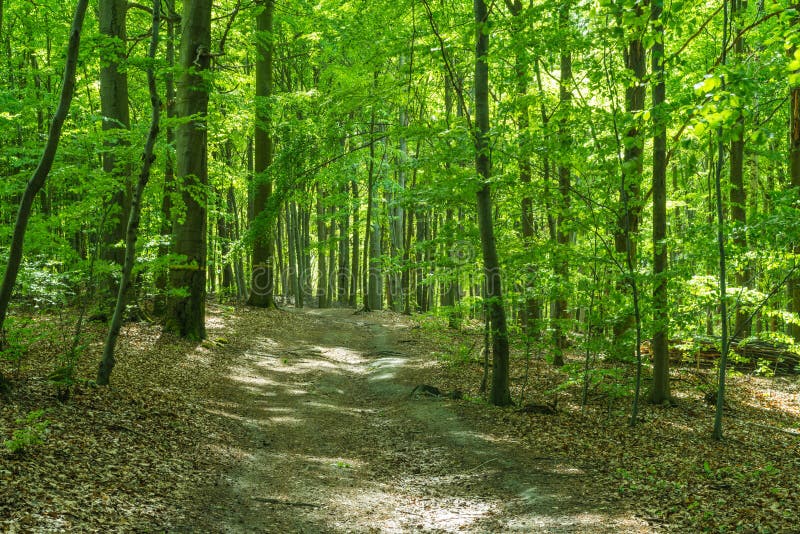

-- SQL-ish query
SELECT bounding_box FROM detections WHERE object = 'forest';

[1,0,799,531]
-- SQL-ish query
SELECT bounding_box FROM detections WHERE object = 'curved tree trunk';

[0,0,90,337]
[98,0,161,386]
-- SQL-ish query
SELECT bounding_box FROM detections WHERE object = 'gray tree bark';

[166,0,213,340]
[475,0,511,407]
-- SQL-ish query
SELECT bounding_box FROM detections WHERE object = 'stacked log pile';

[641,337,800,374]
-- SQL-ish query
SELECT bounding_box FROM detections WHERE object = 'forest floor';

[1,304,799,532]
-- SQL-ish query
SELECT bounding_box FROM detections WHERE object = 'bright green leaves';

[693,74,721,96]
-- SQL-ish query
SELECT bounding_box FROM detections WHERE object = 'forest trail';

[180,307,650,533]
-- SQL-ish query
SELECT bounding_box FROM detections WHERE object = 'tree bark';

[789,6,800,341]
[650,0,671,404]
[166,0,213,340]
[98,0,160,386]
[475,0,511,407]
[248,0,275,308]
[613,2,647,342]
[349,179,360,307]
[730,0,750,338]
[99,0,132,281]
[553,3,572,367]
[0,0,90,336]
[154,7,178,315]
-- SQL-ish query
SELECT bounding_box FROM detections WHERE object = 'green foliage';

[3,410,50,455]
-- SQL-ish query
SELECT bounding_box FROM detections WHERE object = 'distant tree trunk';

[248,0,275,308]
[316,187,329,308]
[552,4,572,367]
[290,202,305,307]
[506,0,540,338]
[613,3,647,343]
[0,0,89,338]
[338,183,350,305]
[99,0,132,287]
[229,186,247,300]
[364,107,382,311]
[154,7,177,316]
[789,9,800,341]
[389,58,407,312]
[98,0,160,386]
[218,188,234,293]
[276,209,286,301]
[349,179,360,307]
[475,0,511,407]
[415,211,429,312]
[650,0,671,404]
[286,204,298,304]
[166,0,212,340]
[730,0,750,338]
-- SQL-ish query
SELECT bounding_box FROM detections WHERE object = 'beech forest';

[1,0,799,531]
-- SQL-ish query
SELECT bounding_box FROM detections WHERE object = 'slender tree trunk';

[553,4,572,367]
[229,186,247,300]
[248,0,275,308]
[166,0,212,340]
[349,179,360,307]
[316,187,329,308]
[789,8,800,341]
[98,0,160,386]
[154,7,177,315]
[286,203,298,304]
[730,0,750,337]
[338,183,350,305]
[0,0,90,337]
[613,3,647,342]
[389,58,407,312]
[650,0,671,404]
[475,0,511,407]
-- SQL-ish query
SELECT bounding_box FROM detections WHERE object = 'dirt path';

[182,307,650,533]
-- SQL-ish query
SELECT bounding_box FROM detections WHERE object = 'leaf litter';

[0,305,798,532]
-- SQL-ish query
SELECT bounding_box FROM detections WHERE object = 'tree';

[248,0,276,308]
[788,5,800,341]
[0,0,90,337]
[475,0,511,407]
[98,0,132,287]
[166,0,213,339]
[650,0,671,404]
[98,0,161,386]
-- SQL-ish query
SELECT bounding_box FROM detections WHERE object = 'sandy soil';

[176,307,651,533]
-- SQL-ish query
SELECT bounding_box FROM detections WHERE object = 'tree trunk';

[248,0,275,308]
[613,3,647,343]
[338,183,350,305]
[730,0,750,338]
[98,0,160,386]
[552,4,572,367]
[154,8,177,316]
[650,0,671,404]
[166,0,212,340]
[349,179,360,307]
[316,187,329,308]
[789,8,800,341]
[99,0,132,288]
[475,0,511,407]
[0,0,90,336]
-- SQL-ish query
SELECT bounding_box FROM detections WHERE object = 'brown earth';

[178,307,649,533]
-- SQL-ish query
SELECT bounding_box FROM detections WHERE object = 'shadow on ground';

[181,307,651,533]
